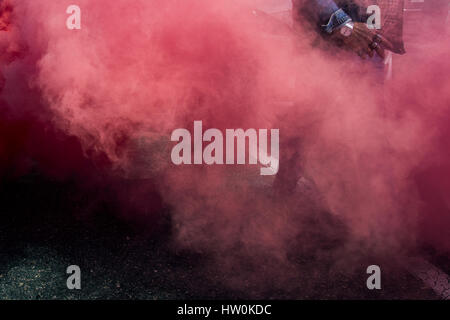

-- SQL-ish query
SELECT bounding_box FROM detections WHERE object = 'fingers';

[374,45,385,59]
[353,23,394,54]
[352,24,381,58]
[361,42,373,58]
[336,22,393,60]
[373,34,395,52]
[358,36,390,59]
[353,22,377,43]
[346,36,374,59]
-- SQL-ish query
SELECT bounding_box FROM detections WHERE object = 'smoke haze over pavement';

[0,0,449,292]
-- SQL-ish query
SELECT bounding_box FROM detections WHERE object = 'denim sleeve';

[302,0,352,33]
[314,0,339,17]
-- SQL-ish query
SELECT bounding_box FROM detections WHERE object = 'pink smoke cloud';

[1,0,449,290]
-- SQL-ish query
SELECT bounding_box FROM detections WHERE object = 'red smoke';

[1,0,449,290]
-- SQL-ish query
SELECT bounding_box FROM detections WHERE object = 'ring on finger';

[370,41,379,49]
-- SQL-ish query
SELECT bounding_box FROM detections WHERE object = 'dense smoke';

[1,0,449,290]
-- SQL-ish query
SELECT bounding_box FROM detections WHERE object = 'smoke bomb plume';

[1,0,449,291]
